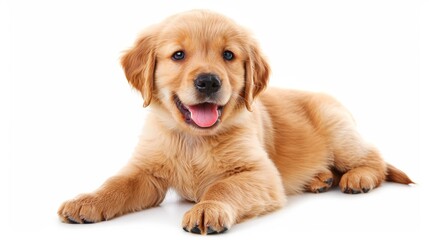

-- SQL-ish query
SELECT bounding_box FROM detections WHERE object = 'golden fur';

[58,10,413,234]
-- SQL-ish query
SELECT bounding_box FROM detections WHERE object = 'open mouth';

[174,95,223,128]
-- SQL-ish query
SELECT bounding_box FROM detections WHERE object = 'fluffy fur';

[58,10,413,235]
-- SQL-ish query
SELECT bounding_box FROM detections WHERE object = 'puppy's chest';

[157,142,239,202]
[148,133,251,202]
[169,150,222,202]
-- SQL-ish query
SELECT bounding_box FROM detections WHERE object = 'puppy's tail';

[386,163,414,184]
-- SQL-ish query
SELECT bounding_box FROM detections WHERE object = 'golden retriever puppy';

[58,10,413,234]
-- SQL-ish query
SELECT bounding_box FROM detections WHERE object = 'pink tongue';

[188,103,219,128]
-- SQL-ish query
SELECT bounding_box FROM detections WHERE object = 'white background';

[1,0,428,239]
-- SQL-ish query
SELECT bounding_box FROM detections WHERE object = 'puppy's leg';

[182,168,286,235]
[318,98,387,194]
[306,168,343,193]
[58,163,168,223]
[327,110,386,193]
[306,169,336,193]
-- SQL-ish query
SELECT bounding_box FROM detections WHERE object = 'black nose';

[194,73,221,95]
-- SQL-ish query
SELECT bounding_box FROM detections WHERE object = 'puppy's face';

[122,10,270,135]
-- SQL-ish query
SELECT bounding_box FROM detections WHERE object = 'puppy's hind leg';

[336,145,413,194]
[306,169,334,193]
[313,94,412,194]
[329,115,388,194]
[333,128,413,194]
[322,99,388,194]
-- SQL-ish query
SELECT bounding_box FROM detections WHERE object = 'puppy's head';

[121,10,270,135]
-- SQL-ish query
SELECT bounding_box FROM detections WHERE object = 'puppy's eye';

[172,51,185,60]
[223,50,234,61]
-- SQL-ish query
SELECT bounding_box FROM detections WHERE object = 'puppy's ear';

[244,41,270,111]
[121,27,158,107]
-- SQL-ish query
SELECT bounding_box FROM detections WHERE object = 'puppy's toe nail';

[362,188,370,193]
[183,227,189,232]
[66,216,79,224]
[351,189,360,194]
[316,187,327,193]
[324,178,333,185]
[207,226,217,235]
[82,219,94,224]
[343,187,352,194]
[219,227,228,234]
[190,225,201,234]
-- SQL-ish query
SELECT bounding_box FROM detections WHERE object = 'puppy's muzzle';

[194,73,221,96]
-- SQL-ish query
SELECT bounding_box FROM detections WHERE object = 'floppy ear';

[121,28,157,107]
[244,41,271,111]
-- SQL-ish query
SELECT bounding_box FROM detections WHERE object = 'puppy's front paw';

[182,200,234,235]
[58,193,122,224]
